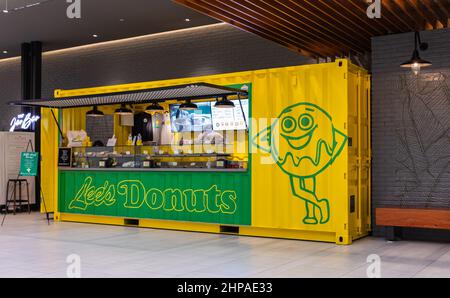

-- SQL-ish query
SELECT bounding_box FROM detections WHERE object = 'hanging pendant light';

[400,31,432,75]
[214,96,235,109]
[86,106,104,117]
[145,101,164,113]
[179,99,198,111]
[115,104,133,115]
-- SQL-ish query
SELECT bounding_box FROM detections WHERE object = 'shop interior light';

[179,99,198,111]
[115,104,133,115]
[145,101,164,113]
[214,96,235,109]
[86,105,104,117]
[400,31,432,75]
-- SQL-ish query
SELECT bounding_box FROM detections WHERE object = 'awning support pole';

[237,93,248,132]
[50,108,64,141]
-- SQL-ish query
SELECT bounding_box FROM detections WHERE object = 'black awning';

[8,83,248,109]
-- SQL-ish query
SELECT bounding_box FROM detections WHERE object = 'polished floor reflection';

[0,213,449,278]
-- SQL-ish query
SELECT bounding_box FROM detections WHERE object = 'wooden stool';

[5,179,31,215]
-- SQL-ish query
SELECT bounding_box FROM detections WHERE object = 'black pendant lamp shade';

[145,101,164,113]
[179,99,198,110]
[115,104,133,115]
[400,32,432,74]
[400,49,432,68]
[214,97,235,109]
[86,105,104,117]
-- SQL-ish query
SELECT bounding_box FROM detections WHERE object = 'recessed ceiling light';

[92,34,98,38]
[185,18,191,22]
[119,18,125,22]
[2,50,8,54]
[26,3,41,8]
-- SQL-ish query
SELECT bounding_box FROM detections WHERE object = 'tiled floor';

[0,212,449,278]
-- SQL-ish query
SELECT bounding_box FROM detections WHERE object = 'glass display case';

[68,145,247,170]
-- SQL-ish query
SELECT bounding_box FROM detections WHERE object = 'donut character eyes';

[281,116,296,134]
[298,114,314,131]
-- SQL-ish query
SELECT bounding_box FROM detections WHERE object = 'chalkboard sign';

[58,147,72,167]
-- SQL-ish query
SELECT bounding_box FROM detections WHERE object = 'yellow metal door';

[359,74,372,236]
[347,68,372,239]
[347,70,359,238]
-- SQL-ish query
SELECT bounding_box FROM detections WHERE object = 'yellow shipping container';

[41,59,371,244]
[248,60,371,244]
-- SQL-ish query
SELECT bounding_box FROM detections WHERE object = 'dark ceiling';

[0,0,219,59]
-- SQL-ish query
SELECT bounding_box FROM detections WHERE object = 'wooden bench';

[376,207,450,240]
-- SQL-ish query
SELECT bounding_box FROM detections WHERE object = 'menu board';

[211,99,249,131]
[169,102,213,133]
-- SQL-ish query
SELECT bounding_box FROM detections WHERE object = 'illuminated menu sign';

[211,99,249,131]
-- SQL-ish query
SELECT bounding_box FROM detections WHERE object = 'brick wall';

[372,27,450,239]
[0,24,313,131]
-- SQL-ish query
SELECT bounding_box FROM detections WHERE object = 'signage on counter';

[58,148,72,167]
[10,113,40,132]
[59,172,251,225]
[69,177,237,214]
[19,152,39,177]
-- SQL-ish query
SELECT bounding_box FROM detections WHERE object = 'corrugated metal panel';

[41,108,59,213]
[10,83,247,108]
[250,59,371,244]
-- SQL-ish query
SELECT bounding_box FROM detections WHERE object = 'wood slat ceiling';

[174,0,450,58]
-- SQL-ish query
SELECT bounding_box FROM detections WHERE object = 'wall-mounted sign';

[10,113,40,132]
